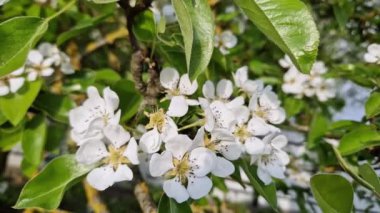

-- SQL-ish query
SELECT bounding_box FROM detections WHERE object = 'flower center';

[165,153,190,185]
[145,109,166,132]
[204,136,216,151]
[254,108,268,120]
[234,125,251,142]
[103,145,130,170]
[168,88,181,96]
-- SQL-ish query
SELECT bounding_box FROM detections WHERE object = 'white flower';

[38,42,75,75]
[282,67,308,96]
[25,50,55,81]
[233,66,264,96]
[364,43,380,64]
[139,109,178,154]
[160,67,198,117]
[248,134,289,185]
[199,98,236,131]
[69,86,121,145]
[162,4,176,23]
[214,30,237,55]
[149,134,216,203]
[314,79,336,102]
[278,55,294,69]
[76,125,139,190]
[193,127,242,177]
[0,67,25,96]
[248,86,286,127]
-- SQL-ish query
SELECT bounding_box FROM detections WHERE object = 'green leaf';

[92,0,118,3]
[240,159,277,209]
[14,155,95,210]
[111,80,143,122]
[359,163,380,194]
[234,0,319,73]
[0,122,24,151]
[365,92,380,118]
[307,113,329,149]
[338,126,380,156]
[33,92,76,124]
[21,114,47,177]
[133,10,156,42]
[157,193,192,213]
[310,174,353,213]
[0,17,48,77]
[283,97,304,118]
[172,0,215,80]
[0,80,42,126]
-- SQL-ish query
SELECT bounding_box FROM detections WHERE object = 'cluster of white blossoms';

[137,67,289,203]
[364,43,380,64]
[279,55,336,102]
[0,42,74,96]
[69,86,139,190]
[214,30,238,55]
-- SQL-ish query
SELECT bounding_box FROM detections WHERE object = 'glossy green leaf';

[365,92,380,118]
[33,92,76,123]
[172,0,215,80]
[284,97,304,118]
[0,80,42,126]
[338,126,380,156]
[234,0,319,73]
[0,17,48,77]
[21,114,47,177]
[111,80,143,122]
[359,163,380,194]
[133,10,156,42]
[311,174,353,213]
[157,193,192,213]
[14,155,96,210]
[0,122,24,151]
[240,159,277,209]
[307,113,329,149]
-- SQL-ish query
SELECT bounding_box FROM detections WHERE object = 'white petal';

[27,71,38,81]
[167,96,189,117]
[364,53,378,63]
[225,96,244,110]
[210,101,235,129]
[262,161,285,179]
[191,127,205,150]
[189,147,216,176]
[267,108,286,124]
[368,43,380,55]
[271,134,288,149]
[103,125,130,148]
[230,105,250,125]
[103,87,119,112]
[161,117,178,142]
[123,137,139,165]
[9,77,25,93]
[187,176,212,200]
[139,129,162,153]
[41,68,55,77]
[212,157,234,177]
[179,74,198,95]
[259,87,280,109]
[86,86,102,100]
[86,165,115,191]
[160,67,179,90]
[216,79,233,99]
[76,140,108,165]
[11,67,24,76]
[27,50,43,65]
[0,84,9,96]
[202,80,215,99]
[186,99,199,106]
[163,178,189,203]
[257,166,272,185]
[216,141,242,160]
[234,66,248,87]
[221,30,237,48]
[247,117,271,136]
[165,134,192,159]
[244,137,266,155]
[113,164,133,182]
[149,151,174,177]
[243,80,264,95]
[199,98,215,131]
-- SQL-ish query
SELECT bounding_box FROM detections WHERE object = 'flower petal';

[165,134,192,159]
[161,117,178,142]
[257,166,272,185]
[179,74,198,95]
[216,141,242,160]
[27,50,43,65]
[187,176,212,200]
[167,95,189,117]
[103,87,119,112]
[216,79,233,99]
[86,165,115,191]
[163,178,189,203]
[103,125,130,148]
[9,77,25,93]
[244,137,266,155]
[267,108,286,124]
[124,137,139,165]
[189,147,216,176]
[140,128,162,153]
[160,67,179,90]
[41,68,55,77]
[76,140,108,165]
[202,80,215,99]
[234,66,248,87]
[248,117,271,136]
[212,156,234,177]
[149,151,174,177]
[113,164,133,182]
[271,134,288,149]
[0,84,9,96]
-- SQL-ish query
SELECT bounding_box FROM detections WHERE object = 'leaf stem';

[45,0,76,23]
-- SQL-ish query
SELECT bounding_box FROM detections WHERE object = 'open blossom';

[0,67,25,96]
[199,98,236,131]
[214,30,237,55]
[193,128,242,177]
[76,125,139,190]
[38,42,74,74]
[149,134,216,203]
[69,86,121,145]
[139,109,178,153]
[282,67,308,96]
[160,67,198,117]
[26,50,56,81]
[364,43,380,64]
[233,66,264,96]
[248,134,289,185]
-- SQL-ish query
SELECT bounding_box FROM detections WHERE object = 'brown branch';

[134,182,157,213]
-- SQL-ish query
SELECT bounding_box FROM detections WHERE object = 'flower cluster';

[0,42,74,96]
[214,30,238,55]
[280,55,336,102]
[69,86,139,190]
[364,43,380,64]
[138,67,289,202]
